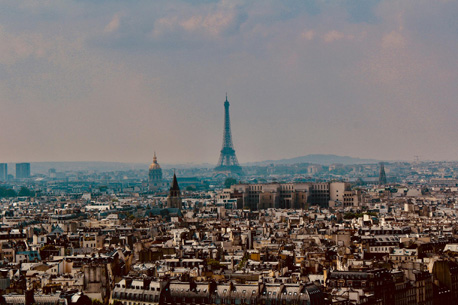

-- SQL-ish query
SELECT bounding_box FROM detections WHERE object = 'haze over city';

[5,2,458,305]
[1,0,458,164]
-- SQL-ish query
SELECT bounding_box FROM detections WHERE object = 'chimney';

[25,289,35,305]
[323,268,328,287]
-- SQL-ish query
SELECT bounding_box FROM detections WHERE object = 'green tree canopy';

[18,187,35,197]
[224,177,237,188]
[0,187,17,198]
[92,299,103,305]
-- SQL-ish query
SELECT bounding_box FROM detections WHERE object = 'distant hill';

[26,162,148,174]
[245,154,380,166]
[12,155,379,174]
[23,161,210,174]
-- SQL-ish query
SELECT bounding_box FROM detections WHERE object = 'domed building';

[148,152,163,192]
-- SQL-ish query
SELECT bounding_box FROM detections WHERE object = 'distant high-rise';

[16,163,31,179]
[167,172,182,210]
[215,95,243,175]
[48,168,57,178]
[379,162,387,185]
[0,163,7,181]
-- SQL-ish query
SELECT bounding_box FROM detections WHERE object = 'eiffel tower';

[215,95,243,175]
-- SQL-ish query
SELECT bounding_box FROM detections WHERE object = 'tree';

[224,177,237,188]
[0,187,17,198]
[92,299,103,305]
[238,254,249,270]
[18,187,35,197]
[206,258,222,269]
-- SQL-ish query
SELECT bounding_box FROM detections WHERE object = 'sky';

[1,0,458,164]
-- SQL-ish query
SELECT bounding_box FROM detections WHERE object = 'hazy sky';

[1,0,458,164]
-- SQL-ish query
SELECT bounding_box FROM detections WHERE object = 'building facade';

[0,163,7,181]
[224,181,355,209]
[16,163,30,179]
[112,279,325,305]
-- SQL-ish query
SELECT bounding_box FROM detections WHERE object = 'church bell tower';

[167,172,182,210]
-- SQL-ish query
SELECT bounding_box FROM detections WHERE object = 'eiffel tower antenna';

[215,94,243,175]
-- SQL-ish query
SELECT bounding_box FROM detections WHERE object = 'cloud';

[301,30,315,40]
[1,0,458,162]
[104,14,121,33]
[381,30,405,49]
[0,26,48,65]
[323,30,346,43]
[151,2,247,39]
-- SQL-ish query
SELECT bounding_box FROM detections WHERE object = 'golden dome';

[149,153,161,170]
[149,163,161,170]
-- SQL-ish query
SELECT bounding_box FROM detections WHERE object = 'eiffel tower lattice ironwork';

[215,95,243,175]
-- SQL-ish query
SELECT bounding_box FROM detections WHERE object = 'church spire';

[167,170,182,210]
[171,171,180,192]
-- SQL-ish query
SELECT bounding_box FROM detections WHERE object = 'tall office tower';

[16,163,31,179]
[0,163,7,181]
[167,173,182,210]
[214,95,243,175]
[48,168,57,178]
[379,162,387,185]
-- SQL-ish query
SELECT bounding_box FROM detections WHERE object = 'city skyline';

[1,1,458,164]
